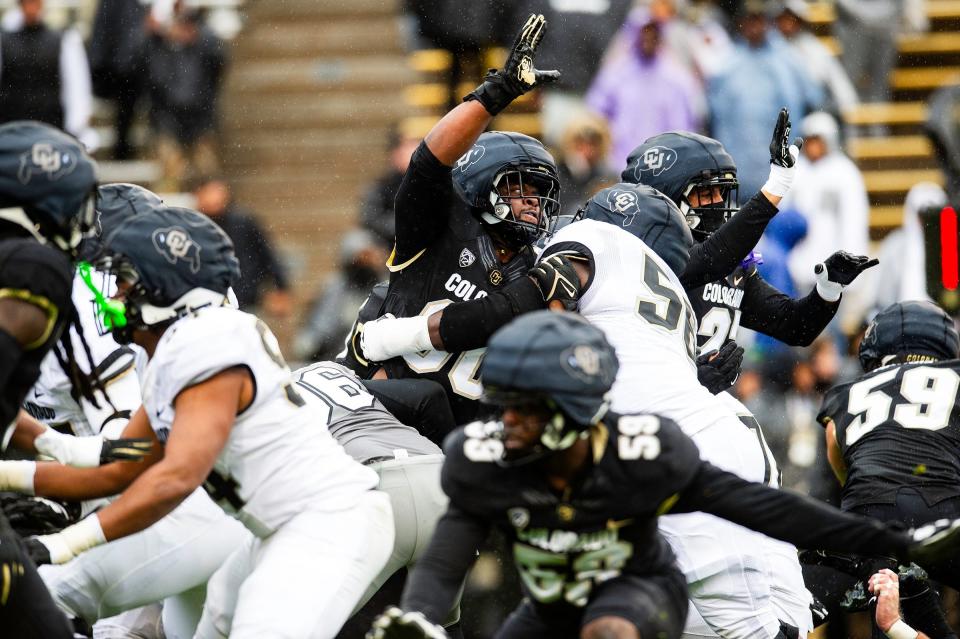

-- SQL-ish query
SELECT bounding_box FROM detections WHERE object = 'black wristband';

[439,278,544,352]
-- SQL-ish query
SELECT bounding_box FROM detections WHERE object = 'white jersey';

[25,270,147,438]
[543,219,731,436]
[141,306,377,537]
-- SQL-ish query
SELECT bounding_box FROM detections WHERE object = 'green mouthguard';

[77,261,128,330]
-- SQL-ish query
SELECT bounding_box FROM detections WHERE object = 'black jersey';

[0,235,73,434]
[689,262,839,352]
[819,361,960,510]
[341,142,534,424]
[402,412,910,623]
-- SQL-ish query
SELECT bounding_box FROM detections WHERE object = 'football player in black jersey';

[815,300,960,638]
[622,118,878,390]
[368,311,960,639]
[340,14,569,424]
[0,121,100,638]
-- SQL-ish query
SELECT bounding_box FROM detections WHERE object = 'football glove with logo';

[814,251,879,302]
[367,607,448,639]
[360,314,433,363]
[696,340,744,394]
[0,495,75,536]
[762,108,804,198]
[530,254,584,311]
[464,14,559,115]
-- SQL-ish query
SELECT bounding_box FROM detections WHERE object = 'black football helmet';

[78,183,164,261]
[859,301,960,372]
[622,132,738,242]
[0,121,98,255]
[94,205,240,343]
[481,310,618,462]
[581,182,693,277]
[452,131,561,249]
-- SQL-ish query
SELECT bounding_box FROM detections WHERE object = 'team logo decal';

[508,507,530,530]
[455,144,485,173]
[152,226,202,273]
[606,189,640,227]
[631,145,677,179]
[489,269,504,286]
[459,247,476,268]
[560,344,601,382]
[18,142,78,184]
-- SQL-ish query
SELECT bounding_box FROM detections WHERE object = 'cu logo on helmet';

[635,146,677,177]
[606,189,639,227]
[17,142,77,184]
[152,226,202,274]
[455,144,485,173]
[561,344,602,382]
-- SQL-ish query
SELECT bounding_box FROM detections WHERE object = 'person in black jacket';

[368,311,960,639]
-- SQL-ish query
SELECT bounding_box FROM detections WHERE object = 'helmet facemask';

[680,171,738,242]
[482,388,590,467]
[48,187,99,257]
[482,167,560,249]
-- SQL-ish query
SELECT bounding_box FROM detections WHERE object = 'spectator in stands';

[783,111,871,333]
[555,112,617,212]
[145,1,227,191]
[88,0,150,160]
[359,125,420,251]
[644,0,733,84]
[707,0,821,199]
[192,175,292,317]
[872,182,947,310]
[833,0,928,107]
[586,13,702,170]
[772,0,858,117]
[507,0,632,147]
[0,0,96,148]
[403,0,504,110]
[293,229,387,362]
[926,83,960,201]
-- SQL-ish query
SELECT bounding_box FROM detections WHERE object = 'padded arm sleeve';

[438,277,545,352]
[392,142,455,264]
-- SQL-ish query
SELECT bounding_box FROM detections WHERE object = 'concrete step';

[870,205,905,229]
[246,0,398,21]
[808,0,960,24]
[849,135,932,160]
[224,95,408,130]
[239,19,403,58]
[891,66,960,91]
[863,168,945,194]
[843,101,927,127]
[225,56,415,93]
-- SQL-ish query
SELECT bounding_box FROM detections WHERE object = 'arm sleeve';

[392,142,455,265]
[438,277,545,352]
[739,274,839,346]
[400,505,489,623]
[671,462,910,558]
[680,192,778,290]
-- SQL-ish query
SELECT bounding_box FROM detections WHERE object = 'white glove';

[762,145,801,197]
[35,428,104,468]
[360,314,433,362]
[0,461,36,494]
[367,606,449,639]
[29,515,107,565]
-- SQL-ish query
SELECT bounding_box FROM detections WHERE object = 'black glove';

[696,340,744,394]
[100,437,154,465]
[769,108,803,168]
[464,14,559,115]
[529,254,583,311]
[367,606,448,639]
[0,494,75,536]
[904,518,960,567]
[22,537,51,566]
[814,251,879,302]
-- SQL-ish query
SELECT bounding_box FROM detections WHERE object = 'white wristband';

[38,515,107,564]
[0,460,36,494]
[761,146,801,197]
[815,265,844,302]
[885,619,919,639]
[35,428,105,468]
[361,315,432,361]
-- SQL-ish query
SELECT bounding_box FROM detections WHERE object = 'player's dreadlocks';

[50,301,112,410]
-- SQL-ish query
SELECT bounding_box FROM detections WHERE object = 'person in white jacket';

[784,111,872,332]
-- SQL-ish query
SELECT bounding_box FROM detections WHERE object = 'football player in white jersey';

[6,184,251,639]
[0,205,395,638]
[359,182,814,638]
